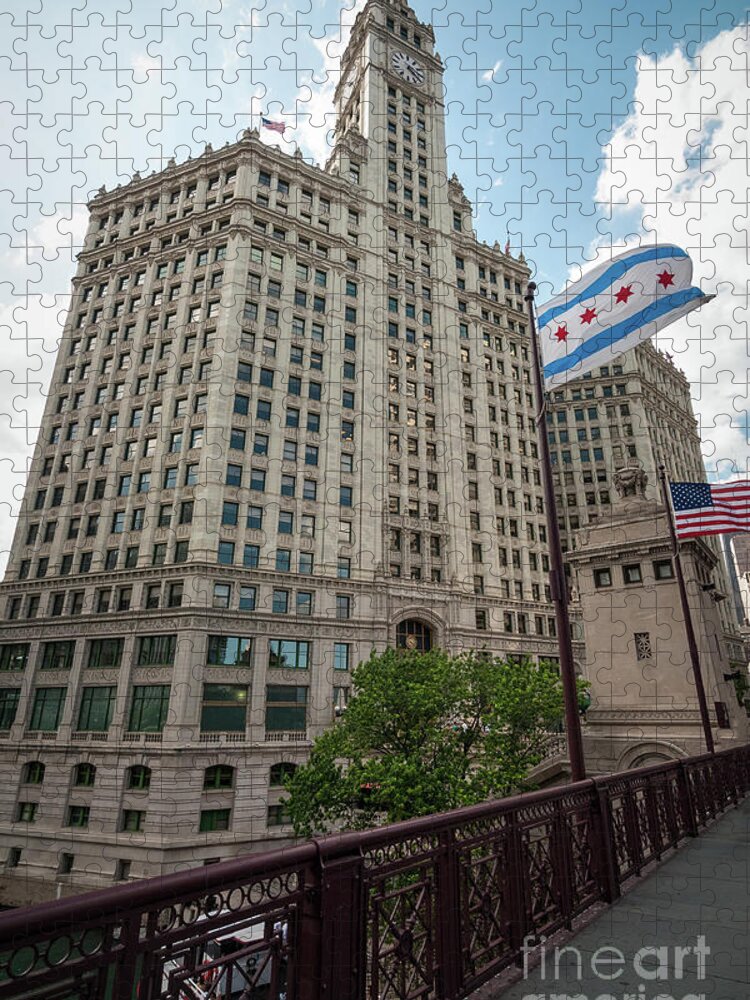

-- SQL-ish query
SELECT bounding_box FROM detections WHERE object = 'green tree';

[284,648,566,837]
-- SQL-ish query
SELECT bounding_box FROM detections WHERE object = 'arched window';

[22,761,45,785]
[269,762,297,787]
[203,764,234,790]
[74,762,96,787]
[396,619,432,651]
[127,765,152,791]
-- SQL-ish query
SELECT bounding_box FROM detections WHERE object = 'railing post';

[664,770,681,848]
[114,910,142,1000]
[593,783,620,903]
[296,855,324,1000]
[436,828,462,1000]
[313,848,364,1000]
[552,799,574,929]
[678,761,699,838]
[727,750,740,806]
[644,780,663,860]
[623,783,644,876]
[507,813,529,967]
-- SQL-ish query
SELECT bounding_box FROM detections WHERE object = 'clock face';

[391,50,425,86]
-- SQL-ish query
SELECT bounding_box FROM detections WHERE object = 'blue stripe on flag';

[537,246,689,329]
[542,286,706,379]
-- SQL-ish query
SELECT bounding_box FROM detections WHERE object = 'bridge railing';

[0,745,748,1000]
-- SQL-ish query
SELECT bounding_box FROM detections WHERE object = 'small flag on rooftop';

[669,480,750,540]
[261,117,286,135]
[538,244,714,389]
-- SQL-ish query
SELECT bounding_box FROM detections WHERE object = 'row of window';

[18,760,295,791]
[16,540,189,584]
[593,560,674,589]
[94,170,235,230]
[0,682,329,734]
[227,574,549,609]
[6,577,187,620]
[0,636,352,673]
[14,801,290,832]
[256,171,362,225]
[50,375,333,446]
[553,446,637,467]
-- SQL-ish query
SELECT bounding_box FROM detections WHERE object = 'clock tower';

[329,0,455,234]
[326,0,485,607]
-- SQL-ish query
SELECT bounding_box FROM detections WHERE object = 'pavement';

[495,797,750,999]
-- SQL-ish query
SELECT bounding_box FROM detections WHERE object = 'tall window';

[29,687,66,732]
[268,640,310,670]
[87,638,123,669]
[0,644,29,671]
[0,689,19,729]
[40,641,75,670]
[333,643,350,672]
[207,636,253,667]
[22,761,45,785]
[121,809,145,832]
[66,805,90,828]
[128,686,171,732]
[77,687,117,732]
[136,635,177,667]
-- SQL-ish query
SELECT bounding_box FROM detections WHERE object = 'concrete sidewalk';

[496,797,750,999]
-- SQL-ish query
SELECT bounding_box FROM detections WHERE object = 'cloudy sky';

[0,0,748,569]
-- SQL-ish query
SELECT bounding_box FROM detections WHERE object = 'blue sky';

[0,0,749,566]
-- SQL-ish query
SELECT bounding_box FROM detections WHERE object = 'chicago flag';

[538,244,714,389]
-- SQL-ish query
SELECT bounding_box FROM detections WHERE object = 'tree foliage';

[284,648,566,837]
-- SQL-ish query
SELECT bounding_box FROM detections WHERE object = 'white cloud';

[482,60,502,82]
[590,26,750,478]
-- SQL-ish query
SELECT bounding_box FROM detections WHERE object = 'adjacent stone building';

[567,465,748,771]
[550,341,745,665]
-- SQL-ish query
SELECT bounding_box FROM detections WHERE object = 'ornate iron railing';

[0,745,748,1000]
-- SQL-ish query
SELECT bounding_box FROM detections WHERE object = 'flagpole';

[657,464,715,754]
[525,281,587,782]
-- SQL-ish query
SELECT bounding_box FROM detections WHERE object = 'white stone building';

[0,0,741,906]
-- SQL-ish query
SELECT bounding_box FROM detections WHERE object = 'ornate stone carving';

[613,461,648,499]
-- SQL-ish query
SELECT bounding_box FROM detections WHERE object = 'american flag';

[669,480,750,539]
[261,117,286,135]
